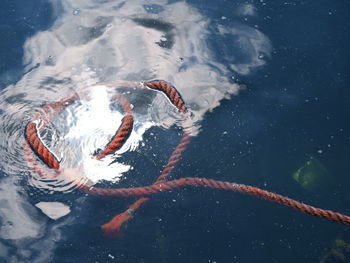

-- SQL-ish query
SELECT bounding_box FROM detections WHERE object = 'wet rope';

[23,142,59,180]
[24,80,191,235]
[80,178,350,226]
[94,115,134,160]
[25,93,80,170]
[101,131,192,236]
[101,81,190,236]
[25,122,61,170]
[144,80,187,113]
[24,80,350,238]
[94,92,135,160]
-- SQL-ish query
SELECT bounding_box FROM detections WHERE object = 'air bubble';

[73,8,80,15]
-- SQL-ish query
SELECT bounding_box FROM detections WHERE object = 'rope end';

[101,210,133,238]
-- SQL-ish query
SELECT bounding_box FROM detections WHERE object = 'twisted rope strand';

[94,115,134,160]
[101,81,190,236]
[23,142,59,180]
[80,178,350,225]
[24,80,191,236]
[25,122,61,170]
[101,132,191,236]
[144,80,187,112]
[33,93,79,127]
[23,80,350,239]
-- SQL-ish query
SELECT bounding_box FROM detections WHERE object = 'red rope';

[94,115,134,160]
[25,122,61,170]
[80,177,350,226]
[33,93,79,127]
[144,80,187,112]
[101,81,190,236]
[23,141,59,180]
[101,132,191,236]
[24,80,191,236]
[93,92,135,160]
[25,93,80,170]
[23,80,350,238]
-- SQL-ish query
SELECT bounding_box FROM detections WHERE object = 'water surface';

[0,0,349,262]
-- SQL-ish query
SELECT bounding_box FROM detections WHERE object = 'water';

[0,0,350,262]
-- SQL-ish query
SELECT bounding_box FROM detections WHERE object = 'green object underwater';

[292,155,332,191]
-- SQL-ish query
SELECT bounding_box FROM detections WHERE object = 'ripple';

[0,0,271,196]
[0,81,190,193]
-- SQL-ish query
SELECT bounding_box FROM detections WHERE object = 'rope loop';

[23,80,350,237]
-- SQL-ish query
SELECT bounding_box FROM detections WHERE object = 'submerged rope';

[80,177,350,226]
[100,80,190,236]
[24,80,350,237]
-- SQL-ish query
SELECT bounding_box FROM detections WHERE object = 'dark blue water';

[1,0,350,262]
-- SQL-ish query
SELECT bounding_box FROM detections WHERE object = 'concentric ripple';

[1,81,189,193]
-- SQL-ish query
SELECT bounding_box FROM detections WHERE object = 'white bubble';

[73,8,80,15]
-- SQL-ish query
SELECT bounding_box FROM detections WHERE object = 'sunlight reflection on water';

[0,0,271,261]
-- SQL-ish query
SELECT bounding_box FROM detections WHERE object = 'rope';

[25,122,61,170]
[101,80,190,236]
[94,115,134,160]
[79,177,350,226]
[101,132,191,236]
[24,80,191,236]
[144,80,187,112]
[23,80,350,238]
[23,141,59,180]
[25,93,80,170]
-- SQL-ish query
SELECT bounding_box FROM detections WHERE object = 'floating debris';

[292,155,332,191]
[320,238,350,263]
[35,202,70,220]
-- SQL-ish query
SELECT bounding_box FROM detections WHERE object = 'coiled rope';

[24,80,350,237]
